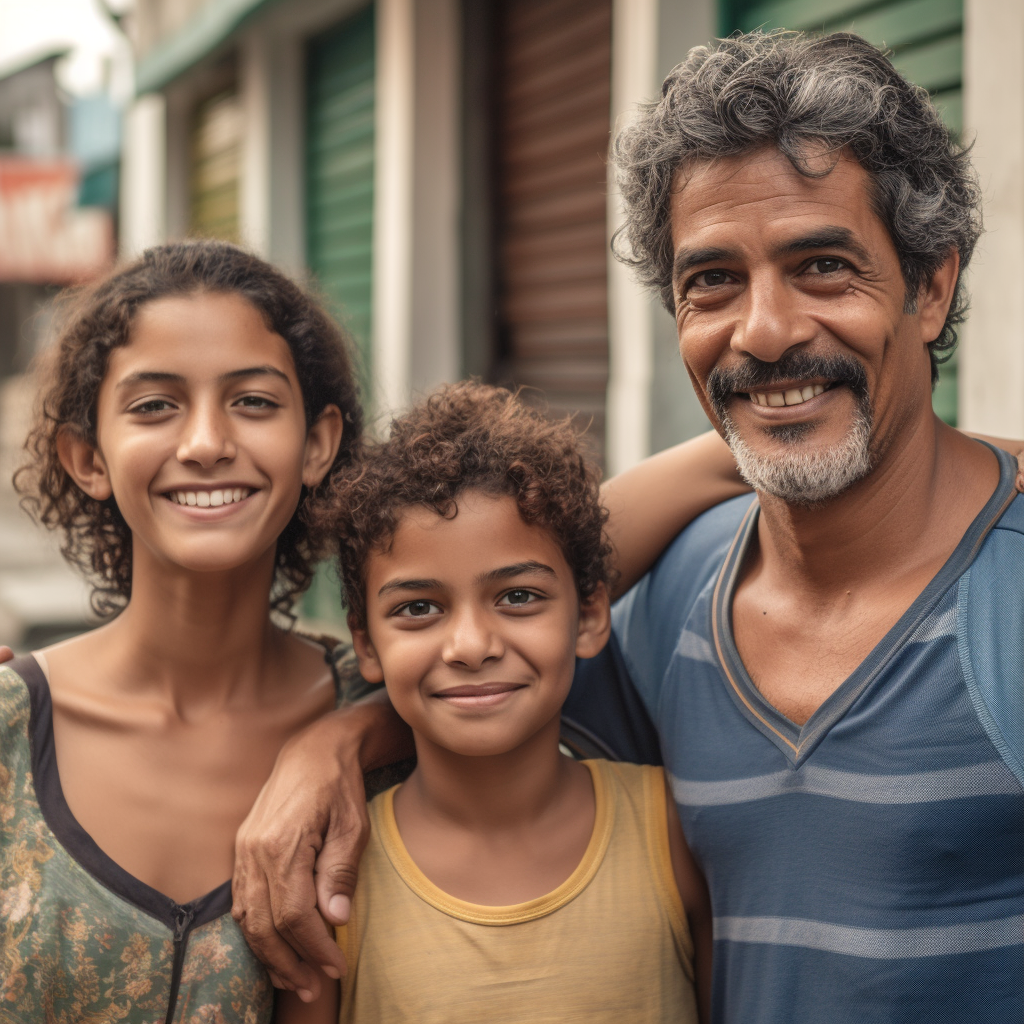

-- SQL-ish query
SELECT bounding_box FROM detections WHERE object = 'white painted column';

[239,26,272,258]
[960,0,1024,435]
[605,0,659,475]
[371,0,416,416]
[119,93,167,258]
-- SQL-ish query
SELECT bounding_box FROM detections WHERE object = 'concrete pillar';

[119,93,167,258]
[960,0,1024,436]
[239,27,273,258]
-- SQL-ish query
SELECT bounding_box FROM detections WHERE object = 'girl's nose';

[441,606,505,670]
[176,404,237,467]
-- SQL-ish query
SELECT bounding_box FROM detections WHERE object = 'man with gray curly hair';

[223,29,1023,1024]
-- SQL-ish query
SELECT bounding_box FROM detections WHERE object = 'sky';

[0,0,132,97]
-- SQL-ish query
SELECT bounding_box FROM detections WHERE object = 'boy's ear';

[56,427,113,501]
[302,404,344,488]
[349,614,385,684]
[575,582,611,660]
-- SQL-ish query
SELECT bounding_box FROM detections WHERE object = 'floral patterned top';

[0,645,357,1024]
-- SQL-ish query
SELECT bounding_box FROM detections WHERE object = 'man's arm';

[232,688,413,1002]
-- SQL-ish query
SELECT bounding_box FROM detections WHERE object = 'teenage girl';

[0,241,363,1022]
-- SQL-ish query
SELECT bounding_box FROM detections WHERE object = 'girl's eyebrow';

[478,561,557,583]
[378,577,442,597]
[116,366,292,391]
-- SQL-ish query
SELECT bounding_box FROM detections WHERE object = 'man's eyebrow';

[478,561,558,584]
[672,246,739,283]
[377,577,443,598]
[772,227,872,265]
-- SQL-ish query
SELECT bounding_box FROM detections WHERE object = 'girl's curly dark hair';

[310,381,613,628]
[14,239,363,618]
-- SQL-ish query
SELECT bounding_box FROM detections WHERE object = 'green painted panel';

[190,89,241,242]
[305,4,375,376]
[721,0,964,425]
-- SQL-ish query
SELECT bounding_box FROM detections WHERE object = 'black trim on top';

[14,653,232,931]
[712,444,1021,766]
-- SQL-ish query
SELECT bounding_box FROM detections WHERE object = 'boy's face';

[352,490,610,758]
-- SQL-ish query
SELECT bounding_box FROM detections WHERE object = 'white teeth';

[170,487,251,506]
[750,384,829,408]
[195,492,210,507]
[233,488,242,502]
[209,491,224,506]
[186,492,197,506]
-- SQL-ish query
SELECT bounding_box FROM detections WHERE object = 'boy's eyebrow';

[478,561,558,583]
[115,365,292,390]
[377,577,443,597]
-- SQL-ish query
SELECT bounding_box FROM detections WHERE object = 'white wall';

[605,0,716,474]
[960,0,1024,436]
[119,92,167,258]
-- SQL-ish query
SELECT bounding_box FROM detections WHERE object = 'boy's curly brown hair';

[15,239,363,617]
[312,381,613,628]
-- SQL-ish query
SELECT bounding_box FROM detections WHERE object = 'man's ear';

[916,249,960,347]
[349,614,385,684]
[302,404,344,489]
[56,427,113,501]
[575,582,611,660]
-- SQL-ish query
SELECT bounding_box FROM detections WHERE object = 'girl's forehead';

[110,291,298,382]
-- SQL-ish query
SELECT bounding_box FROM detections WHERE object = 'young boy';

[282,382,712,1023]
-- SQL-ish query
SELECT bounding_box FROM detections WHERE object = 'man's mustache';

[706,353,870,420]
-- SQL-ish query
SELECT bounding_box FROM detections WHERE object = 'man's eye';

[499,589,537,607]
[808,258,846,275]
[691,270,731,288]
[396,600,441,617]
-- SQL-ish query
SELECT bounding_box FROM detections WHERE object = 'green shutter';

[189,89,242,242]
[302,5,375,629]
[720,0,963,424]
[305,5,376,387]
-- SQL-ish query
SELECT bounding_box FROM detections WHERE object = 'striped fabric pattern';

[573,447,1024,1023]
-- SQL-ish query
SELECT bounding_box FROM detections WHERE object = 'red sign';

[0,159,114,284]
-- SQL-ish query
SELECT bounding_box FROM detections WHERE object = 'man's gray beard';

[721,407,874,505]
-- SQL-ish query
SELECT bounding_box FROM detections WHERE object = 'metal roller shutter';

[306,5,376,386]
[493,0,613,456]
[721,0,964,424]
[189,88,242,242]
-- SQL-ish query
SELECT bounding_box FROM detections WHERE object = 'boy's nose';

[177,404,237,467]
[441,606,505,670]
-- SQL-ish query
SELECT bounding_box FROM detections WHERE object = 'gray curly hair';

[612,30,982,383]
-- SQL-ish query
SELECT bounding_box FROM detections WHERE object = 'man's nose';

[176,401,237,467]
[731,272,814,364]
[441,605,504,670]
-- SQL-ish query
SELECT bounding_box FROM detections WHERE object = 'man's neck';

[753,417,1001,596]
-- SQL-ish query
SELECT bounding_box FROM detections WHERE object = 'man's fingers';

[273,890,347,981]
[0,646,13,663]
[316,855,360,926]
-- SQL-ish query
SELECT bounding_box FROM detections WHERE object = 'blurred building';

[0,51,120,649]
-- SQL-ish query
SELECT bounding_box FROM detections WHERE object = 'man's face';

[670,147,937,504]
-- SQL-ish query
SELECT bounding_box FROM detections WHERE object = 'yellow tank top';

[336,760,697,1023]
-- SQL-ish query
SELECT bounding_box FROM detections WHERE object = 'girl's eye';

[130,399,174,415]
[396,600,441,618]
[499,589,538,607]
[235,395,278,409]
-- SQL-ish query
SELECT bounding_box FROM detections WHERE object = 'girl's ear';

[56,427,113,501]
[349,615,385,684]
[575,582,611,660]
[302,404,344,488]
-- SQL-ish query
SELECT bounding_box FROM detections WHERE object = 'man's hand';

[232,691,413,1002]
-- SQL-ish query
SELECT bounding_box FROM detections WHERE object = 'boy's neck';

[391,717,598,905]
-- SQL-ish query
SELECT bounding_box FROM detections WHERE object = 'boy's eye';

[498,589,537,607]
[396,600,442,618]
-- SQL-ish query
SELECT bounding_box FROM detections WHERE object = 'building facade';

[120,0,1024,478]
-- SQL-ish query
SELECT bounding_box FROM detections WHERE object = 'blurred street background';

[0,0,1021,646]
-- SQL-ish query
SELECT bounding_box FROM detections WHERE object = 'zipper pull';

[174,906,195,944]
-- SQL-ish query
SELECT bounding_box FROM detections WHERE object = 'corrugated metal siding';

[189,88,241,241]
[305,4,375,383]
[493,0,612,455]
[722,0,964,424]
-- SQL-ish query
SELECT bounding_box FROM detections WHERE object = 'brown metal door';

[493,0,612,455]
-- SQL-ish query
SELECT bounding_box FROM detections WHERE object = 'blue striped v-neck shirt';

[565,446,1024,1024]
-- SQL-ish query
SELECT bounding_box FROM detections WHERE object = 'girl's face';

[64,291,340,579]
